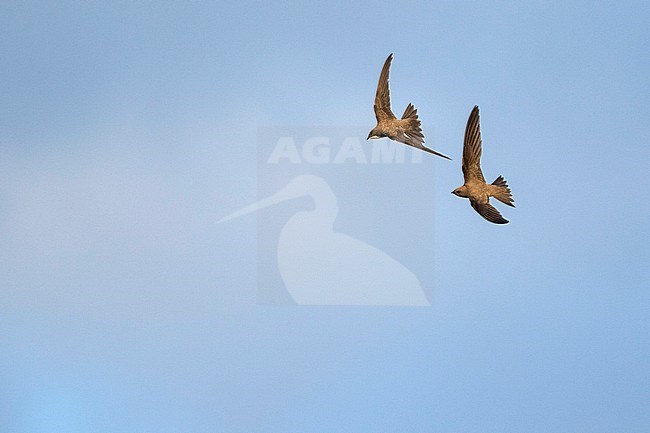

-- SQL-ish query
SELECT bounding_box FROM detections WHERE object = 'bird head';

[367,128,381,140]
[451,186,468,198]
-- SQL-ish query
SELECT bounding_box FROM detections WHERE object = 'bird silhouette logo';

[219,175,430,306]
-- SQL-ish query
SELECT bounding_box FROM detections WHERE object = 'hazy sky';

[1,1,648,432]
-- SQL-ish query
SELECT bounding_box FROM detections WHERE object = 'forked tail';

[401,103,451,160]
[491,176,515,207]
[401,103,424,145]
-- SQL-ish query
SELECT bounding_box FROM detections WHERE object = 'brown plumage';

[367,53,451,160]
[452,106,515,224]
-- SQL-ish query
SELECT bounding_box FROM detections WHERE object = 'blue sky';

[1,1,649,432]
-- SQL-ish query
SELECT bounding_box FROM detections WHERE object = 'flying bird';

[367,53,451,160]
[452,105,515,224]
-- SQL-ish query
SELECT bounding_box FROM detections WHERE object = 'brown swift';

[367,53,451,160]
[452,106,515,224]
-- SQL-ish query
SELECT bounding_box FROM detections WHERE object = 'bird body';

[452,106,515,224]
[367,53,451,160]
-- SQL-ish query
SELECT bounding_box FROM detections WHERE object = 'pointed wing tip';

[434,150,452,160]
[489,214,509,224]
[471,200,509,224]
[420,145,452,160]
[469,105,480,121]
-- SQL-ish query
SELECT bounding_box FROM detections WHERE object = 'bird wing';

[373,53,397,121]
[470,198,509,224]
[462,105,485,183]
